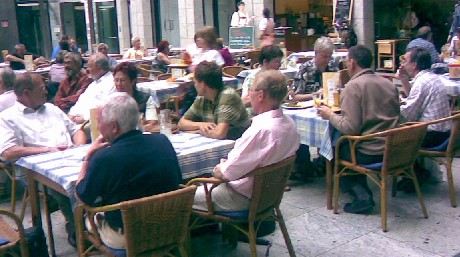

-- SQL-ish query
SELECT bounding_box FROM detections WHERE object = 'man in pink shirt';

[193,69,300,211]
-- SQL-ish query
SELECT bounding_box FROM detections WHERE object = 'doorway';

[95,1,119,53]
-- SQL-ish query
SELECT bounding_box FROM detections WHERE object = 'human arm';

[67,115,86,124]
[55,74,92,111]
[76,135,110,183]
[5,54,24,64]
[397,67,411,97]
[178,117,216,133]
[157,52,171,65]
[123,49,133,59]
[400,80,426,122]
[199,122,230,139]
[241,73,255,107]
[1,146,55,162]
[72,130,86,145]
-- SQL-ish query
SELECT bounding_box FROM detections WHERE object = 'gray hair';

[254,69,288,104]
[15,44,25,50]
[98,43,108,50]
[0,67,16,90]
[131,36,140,45]
[64,52,82,67]
[93,53,110,71]
[314,37,334,53]
[101,92,139,134]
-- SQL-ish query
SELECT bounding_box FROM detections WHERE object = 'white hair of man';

[314,37,335,52]
[0,67,16,90]
[101,92,139,134]
[131,36,140,45]
[15,44,25,50]
[93,52,110,72]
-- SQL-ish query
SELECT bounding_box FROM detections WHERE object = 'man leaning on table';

[317,45,400,214]
[68,53,116,124]
[178,61,250,140]
[0,72,86,246]
[193,69,300,212]
[75,92,181,250]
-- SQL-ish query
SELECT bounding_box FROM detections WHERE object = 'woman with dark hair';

[230,1,254,27]
[151,40,171,74]
[259,8,275,47]
[113,62,159,131]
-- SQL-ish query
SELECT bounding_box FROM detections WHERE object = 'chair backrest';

[157,73,172,80]
[381,123,427,173]
[137,77,153,83]
[448,113,460,156]
[120,185,197,257]
[222,65,248,78]
[246,50,261,68]
[246,156,296,220]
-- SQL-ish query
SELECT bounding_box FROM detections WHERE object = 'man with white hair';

[123,36,147,59]
[76,92,181,250]
[68,53,116,124]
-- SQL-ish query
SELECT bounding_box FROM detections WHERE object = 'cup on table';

[159,109,172,137]
[312,92,323,108]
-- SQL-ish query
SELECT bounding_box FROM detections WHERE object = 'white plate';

[281,102,313,110]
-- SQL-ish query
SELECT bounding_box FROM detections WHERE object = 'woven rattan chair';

[333,123,429,232]
[157,73,172,81]
[137,66,161,79]
[222,66,249,78]
[245,50,261,69]
[75,186,197,257]
[186,156,296,257]
[0,209,29,257]
[0,162,16,213]
[136,77,153,83]
[418,113,460,207]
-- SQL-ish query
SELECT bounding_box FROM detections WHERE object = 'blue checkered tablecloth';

[283,104,333,160]
[136,77,240,103]
[439,74,460,95]
[15,132,235,194]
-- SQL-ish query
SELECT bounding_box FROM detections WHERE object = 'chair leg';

[19,188,28,221]
[275,207,296,257]
[445,158,457,207]
[381,176,388,232]
[248,222,257,257]
[391,176,397,197]
[410,169,428,219]
[10,169,16,213]
[333,173,341,214]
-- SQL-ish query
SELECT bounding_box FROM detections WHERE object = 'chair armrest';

[186,177,225,214]
[0,210,26,240]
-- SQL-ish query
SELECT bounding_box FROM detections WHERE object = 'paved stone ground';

[1,158,460,257]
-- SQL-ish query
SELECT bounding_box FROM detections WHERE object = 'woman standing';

[259,8,275,47]
[230,2,254,27]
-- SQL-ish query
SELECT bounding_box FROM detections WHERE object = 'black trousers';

[422,130,450,148]
[337,143,383,201]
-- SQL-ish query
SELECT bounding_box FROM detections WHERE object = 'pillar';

[352,0,374,50]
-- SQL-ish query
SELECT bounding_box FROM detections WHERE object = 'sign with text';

[229,26,254,49]
[333,0,353,25]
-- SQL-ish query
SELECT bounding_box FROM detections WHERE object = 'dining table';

[287,51,348,67]
[135,76,240,104]
[282,100,336,210]
[0,62,9,68]
[237,66,299,80]
[13,66,51,75]
[15,132,235,254]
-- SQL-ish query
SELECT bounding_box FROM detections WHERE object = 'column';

[352,0,374,50]
[116,0,131,53]
[177,0,201,47]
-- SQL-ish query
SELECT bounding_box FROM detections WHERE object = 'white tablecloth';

[16,132,235,194]
[13,66,51,74]
[237,67,298,80]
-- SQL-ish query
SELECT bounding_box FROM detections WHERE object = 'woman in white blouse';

[190,26,224,72]
[230,2,254,27]
[259,8,275,47]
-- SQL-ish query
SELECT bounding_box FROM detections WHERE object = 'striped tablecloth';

[439,74,460,95]
[283,103,333,160]
[136,77,240,103]
[16,132,235,194]
[237,67,298,80]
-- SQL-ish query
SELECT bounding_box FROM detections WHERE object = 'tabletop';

[237,67,299,79]
[136,77,240,103]
[282,102,333,160]
[16,132,235,195]
[0,62,8,68]
[13,66,51,74]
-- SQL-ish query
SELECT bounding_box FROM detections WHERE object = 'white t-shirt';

[259,17,275,34]
[231,11,249,27]
[191,50,225,67]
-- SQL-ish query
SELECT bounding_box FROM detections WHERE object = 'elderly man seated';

[406,26,441,64]
[68,53,116,124]
[75,92,181,250]
[5,44,47,70]
[193,70,300,212]
[178,61,250,140]
[54,52,93,113]
[0,73,86,246]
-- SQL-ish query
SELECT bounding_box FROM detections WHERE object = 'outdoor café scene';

[0,0,460,256]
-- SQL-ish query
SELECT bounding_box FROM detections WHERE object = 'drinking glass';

[159,109,172,137]
[55,131,69,161]
[312,92,323,108]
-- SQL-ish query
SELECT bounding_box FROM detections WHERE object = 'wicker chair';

[75,186,197,257]
[136,77,153,83]
[137,66,161,79]
[222,66,249,78]
[157,73,172,81]
[0,162,16,213]
[245,50,261,69]
[0,209,28,257]
[186,156,297,257]
[333,123,429,232]
[418,113,460,207]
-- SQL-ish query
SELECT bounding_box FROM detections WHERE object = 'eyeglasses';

[114,78,128,83]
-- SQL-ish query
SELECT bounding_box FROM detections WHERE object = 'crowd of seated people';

[0,22,457,252]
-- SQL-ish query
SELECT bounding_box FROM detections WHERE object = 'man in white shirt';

[0,73,86,247]
[68,53,116,124]
[0,67,17,112]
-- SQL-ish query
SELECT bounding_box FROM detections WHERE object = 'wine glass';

[55,131,69,161]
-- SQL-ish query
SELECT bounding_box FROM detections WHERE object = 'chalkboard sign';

[228,26,254,49]
[333,0,353,26]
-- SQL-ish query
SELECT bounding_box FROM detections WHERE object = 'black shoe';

[397,178,416,193]
[65,222,77,248]
[343,198,375,214]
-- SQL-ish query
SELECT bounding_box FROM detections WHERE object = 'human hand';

[86,135,110,159]
[199,122,217,135]
[317,106,333,120]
